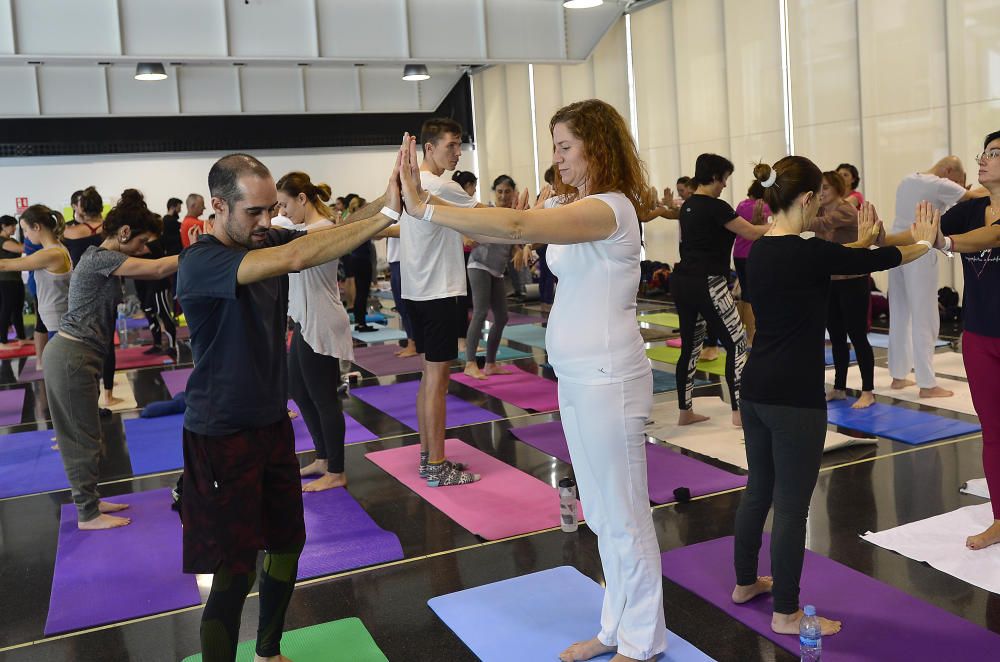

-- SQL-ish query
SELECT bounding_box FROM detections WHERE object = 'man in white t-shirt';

[888,156,987,396]
[400,117,483,486]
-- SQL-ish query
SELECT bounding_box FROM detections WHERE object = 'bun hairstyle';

[275,171,335,219]
[752,156,823,214]
[78,186,103,216]
[19,204,66,239]
[452,170,478,190]
[103,189,162,239]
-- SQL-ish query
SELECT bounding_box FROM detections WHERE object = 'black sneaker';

[355,324,378,333]
[143,345,164,355]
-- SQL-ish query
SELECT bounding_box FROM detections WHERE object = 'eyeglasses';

[975,149,1000,164]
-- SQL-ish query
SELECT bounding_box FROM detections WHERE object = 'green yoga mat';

[181,618,388,662]
[638,312,680,328]
[646,345,727,376]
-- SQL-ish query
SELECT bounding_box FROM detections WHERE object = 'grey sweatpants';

[43,334,106,523]
[465,267,508,364]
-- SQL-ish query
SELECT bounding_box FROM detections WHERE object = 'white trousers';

[888,250,940,388]
[557,371,666,660]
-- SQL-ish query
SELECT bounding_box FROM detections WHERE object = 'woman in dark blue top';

[732,155,937,639]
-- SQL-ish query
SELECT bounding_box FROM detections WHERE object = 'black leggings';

[352,252,373,326]
[734,400,827,614]
[0,281,25,341]
[102,332,115,391]
[670,273,747,411]
[287,324,345,473]
[142,287,177,350]
[827,277,874,392]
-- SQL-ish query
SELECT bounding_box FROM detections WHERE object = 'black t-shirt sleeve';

[811,238,901,276]
[941,200,972,236]
[177,241,244,300]
[710,198,738,228]
[261,228,306,248]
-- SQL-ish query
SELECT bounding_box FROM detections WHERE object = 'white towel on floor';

[826,365,978,416]
[862,503,1000,594]
[645,397,875,471]
[933,351,967,380]
[962,478,990,499]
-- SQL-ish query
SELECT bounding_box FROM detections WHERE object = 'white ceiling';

[0,0,627,118]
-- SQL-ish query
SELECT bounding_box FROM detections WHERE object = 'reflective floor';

[0,305,990,662]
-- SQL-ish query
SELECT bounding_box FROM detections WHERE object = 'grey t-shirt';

[59,245,128,353]
[467,242,512,278]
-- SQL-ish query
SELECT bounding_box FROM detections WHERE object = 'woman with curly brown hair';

[397,99,665,662]
[44,189,179,530]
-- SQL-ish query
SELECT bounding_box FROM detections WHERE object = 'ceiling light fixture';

[134,62,167,81]
[402,64,430,81]
[563,0,603,8]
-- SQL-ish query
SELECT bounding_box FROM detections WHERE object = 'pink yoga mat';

[450,365,559,412]
[366,438,580,540]
[0,343,35,359]
[667,338,682,348]
[115,346,175,370]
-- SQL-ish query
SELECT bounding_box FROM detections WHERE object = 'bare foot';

[287,408,298,419]
[966,520,1000,550]
[78,513,131,530]
[559,637,616,662]
[103,395,125,408]
[396,347,418,358]
[851,391,876,409]
[483,363,512,376]
[678,410,710,426]
[463,363,487,380]
[732,576,773,603]
[919,386,954,398]
[254,654,293,662]
[299,459,328,477]
[890,378,916,390]
[826,388,846,402]
[98,501,129,513]
[732,410,742,427]
[302,472,347,492]
[771,610,842,636]
[701,347,720,362]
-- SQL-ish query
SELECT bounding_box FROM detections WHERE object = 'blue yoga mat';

[352,323,407,343]
[652,369,709,394]
[348,312,391,325]
[457,345,533,362]
[823,331,949,349]
[827,398,980,444]
[429,566,713,662]
[502,324,547,349]
[0,428,67,498]
[824,347,857,366]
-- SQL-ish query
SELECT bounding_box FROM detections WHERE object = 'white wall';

[0,145,477,218]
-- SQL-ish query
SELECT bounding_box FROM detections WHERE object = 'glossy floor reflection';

[0,302,994,661]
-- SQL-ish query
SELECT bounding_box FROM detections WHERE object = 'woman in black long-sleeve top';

[730,156,940,640]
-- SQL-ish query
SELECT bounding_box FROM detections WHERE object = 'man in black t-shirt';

[161,198,183,256]
[177,153,399,661]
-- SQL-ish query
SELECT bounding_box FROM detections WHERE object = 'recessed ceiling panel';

[408,0,486,60]
[37,66,109,115]
[178,66,241,114]
[119,0,227,57]
[564,0,621,60]
[107,64,179,114]
[485,0,564,61]
[360,66,420,112]
[418,67,464,110]
[240,67,305,113]
[226,0,318,58]
[316,0,408,59]
[13,0,120,56]
[0,65,38,115]
[303,67,361,113]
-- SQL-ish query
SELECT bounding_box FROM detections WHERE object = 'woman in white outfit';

[397,99,664,662]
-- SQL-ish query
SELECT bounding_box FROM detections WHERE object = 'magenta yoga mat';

[351,380,502,430]
[115,345,175,370]
[451,365,559,412]
[509,421,746,504]
[161,367,192,397]
[44,488,201,635]
[0,387,25,426]
[660,535,1000,661]
[366,438,579,540]
[350,343,424,376]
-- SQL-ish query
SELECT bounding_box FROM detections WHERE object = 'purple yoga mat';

[351,379,503,430]
[161,367,192,397]
[351,343,423,376]
[288,401,379,450]
[451,365,559,412]
[510,421,746,504]
[16,358,45,383]
[0,387,25,425]
[44,488,201,635]
[661,535,1000,661]
[297,485,404,580]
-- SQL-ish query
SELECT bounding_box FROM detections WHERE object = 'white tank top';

[34,246,72,330]
[287,220,353,360]
[545,192,649,384]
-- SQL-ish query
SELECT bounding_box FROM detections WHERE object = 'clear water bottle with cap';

[116,303,129,349]
[558,477,578,533]
[799,604,822,661]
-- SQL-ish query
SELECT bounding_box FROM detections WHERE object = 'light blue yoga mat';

[429,566,714,662]
[823,330,949,349]
[352,323,407,343]
[502,324,547,349]
[457,345,533,362]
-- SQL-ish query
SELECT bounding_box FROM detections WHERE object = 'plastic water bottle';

[116,303,129,349]
[558,477,578,533]
[799,604,822,661]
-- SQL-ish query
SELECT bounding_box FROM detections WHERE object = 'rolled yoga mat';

[0,343,35,359]
[351,343,423,376]
[366,438,579,540]
[428,566,713,662]
[510,420,746,503]
[0,428,69,498]
[351,380,502,431]
[352,323,408,343]
[0,386,25,425]
[451,365,559,412]
[181,617,388,662]
[44,488,201,635]
[660,534,1000,661]
[826,398,980,445]
[501,324,547,349]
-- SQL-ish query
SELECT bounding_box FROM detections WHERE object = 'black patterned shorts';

[181,416,305,575]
